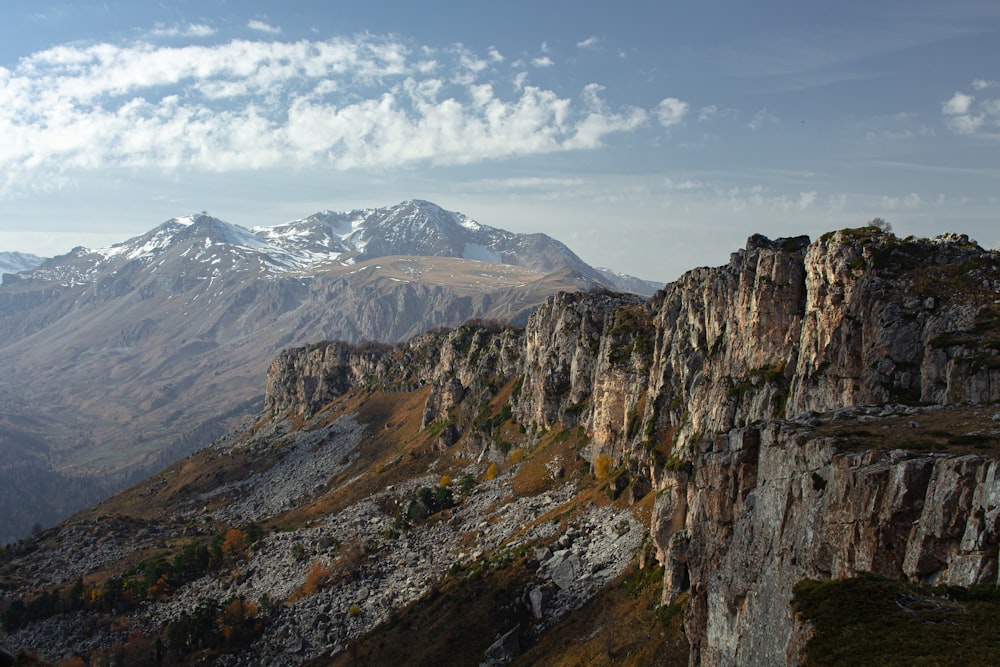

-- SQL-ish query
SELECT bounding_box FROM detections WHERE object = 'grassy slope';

[793,574,1000,666]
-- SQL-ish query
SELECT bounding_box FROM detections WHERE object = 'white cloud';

[577,36,600,49]
[533,56,554,68]
[946,113,985,134]
[0,35,669,194]
[881,192,923,210]
[465,176,585,192]
[943,91,974,115]
[942,87,1000,135]
[747,108,779,130]
[664,178,701,191]
[149,23,216,38]
[655,98,688,127]
[248,20,281,35]
[862,112,935,141]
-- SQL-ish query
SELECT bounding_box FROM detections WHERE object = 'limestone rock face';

[788,230,1000,414]
[644,234,809,449]
[513,291,643,429]
[653,420,1000,666]
[267,229,999,463]
[261,228,1000,665]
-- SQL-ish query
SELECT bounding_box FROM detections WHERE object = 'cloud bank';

[0,34,683,194]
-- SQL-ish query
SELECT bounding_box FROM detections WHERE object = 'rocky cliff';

[267,228,1000,461]
[261,226,1000,664]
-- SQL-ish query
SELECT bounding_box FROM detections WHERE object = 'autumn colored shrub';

[221,528,247,560]
[334,540,368,581]
[146,575,170,601]
[594,454,614,480]
[220,596,261,643]
[297,558,334,598]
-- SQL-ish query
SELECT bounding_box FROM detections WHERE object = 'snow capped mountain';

[0,251,45,274]
[254,199,593,276]
[17,200,628,287]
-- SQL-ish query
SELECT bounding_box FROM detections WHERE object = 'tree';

[221,529,247,560]
[869,217,892,233]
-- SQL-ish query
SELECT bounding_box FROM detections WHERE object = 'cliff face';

[656,416,1000,665]
[263,228,1000,664]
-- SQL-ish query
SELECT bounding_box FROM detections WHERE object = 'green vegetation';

[393,484,455,531]
[664,455,691,473]
[825,407,1000,455]
[793,573,1000,666]
[456,472,477,497]
[606,304,655,366]
[1,523,265,633]
[819,224,891,245]
[726,362,789,417]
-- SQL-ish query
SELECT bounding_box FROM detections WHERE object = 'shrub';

[457,473,477,497]
[485,463,499,481]
[221,529,247,560]
[594,454,614,480]
[296,558,333,598]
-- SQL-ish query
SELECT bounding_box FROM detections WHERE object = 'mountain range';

[2,226,998,666]
[0,200,659,543]
[0,253,43,275]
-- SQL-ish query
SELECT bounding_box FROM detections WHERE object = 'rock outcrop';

[267,228,1000,462]
[262,227,1000,664]
[652,410,1000,665]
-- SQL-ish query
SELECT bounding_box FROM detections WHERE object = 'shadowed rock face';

[654,417,1000,666]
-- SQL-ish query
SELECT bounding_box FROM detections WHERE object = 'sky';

[0,0,997,282]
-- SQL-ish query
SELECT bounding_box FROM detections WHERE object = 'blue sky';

[0,0,997,281]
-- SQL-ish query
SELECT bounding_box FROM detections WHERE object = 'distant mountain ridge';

[0,251,44,275]
[257,199,607,278]
[0,200,658,543]
[10,200,655,294]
